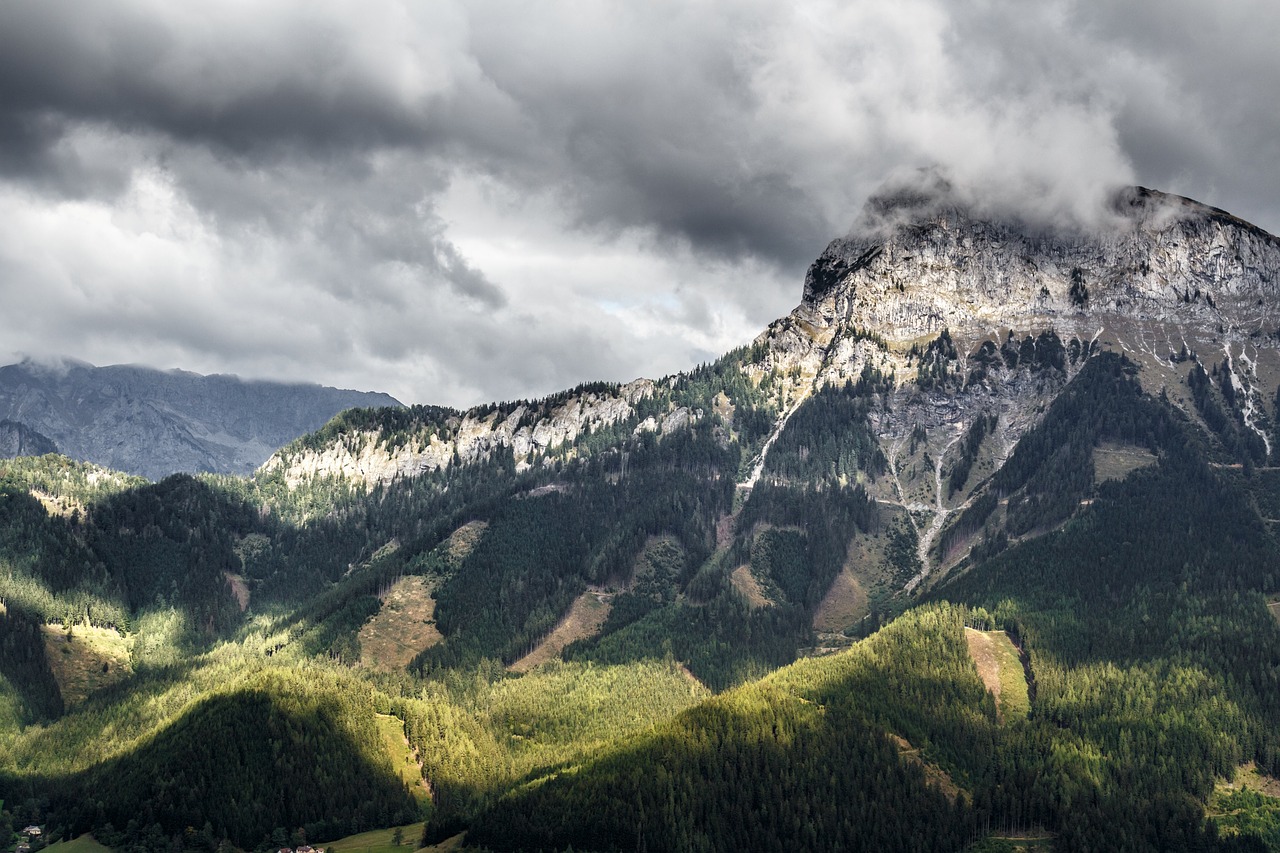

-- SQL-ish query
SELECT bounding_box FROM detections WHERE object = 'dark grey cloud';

[0,0,1277,407]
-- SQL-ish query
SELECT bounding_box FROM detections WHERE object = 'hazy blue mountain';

[0,359,401,479]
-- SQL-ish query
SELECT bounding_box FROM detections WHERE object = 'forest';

[2,339,1280,852]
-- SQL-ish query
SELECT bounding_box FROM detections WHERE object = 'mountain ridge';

[263,184,1280,497]
[0,359,402,480]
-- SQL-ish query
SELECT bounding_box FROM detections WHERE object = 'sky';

[2,1,1278,408]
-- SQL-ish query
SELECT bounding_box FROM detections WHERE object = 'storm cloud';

[1,0,1276,406]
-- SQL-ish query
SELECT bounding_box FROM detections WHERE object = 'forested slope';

[4,340,1280,850]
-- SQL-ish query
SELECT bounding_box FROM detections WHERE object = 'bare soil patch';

[715,513,735,549]
[31,489,84,519]
[1222,762,1280,798]
[966,627,1003,703]
[445,520,488,566]
[1093,442,1158,485]
[224,572,250,611]
[41,623,132,705]
[812,566,868,632]
[509,590,612,673]
[358,576,442,671]
[730,564,772,609]
[965,627,1030,721]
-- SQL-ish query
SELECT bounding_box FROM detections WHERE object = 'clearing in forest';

[1208,763,1280,845]
[375,713,431,806]
[445,520,488,566]
[812,566,869,632]
[358,577,442,671]
[41,835,113,853]
[324,822,429,853]
[224,572,250,611]
[981,831,1056,851]
[965,627,1029,722]
[1267,599,1280,626]
[730,564,772,609]
[1218,762,1280,798]
[1092,442,1158,485]
[889,733,964,804]
[41,624,132,706]
[508,590,612,673]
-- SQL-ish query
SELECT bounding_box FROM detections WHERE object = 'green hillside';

[2,340,1280,851]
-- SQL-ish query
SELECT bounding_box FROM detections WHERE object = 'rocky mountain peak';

[796,184,1280,346]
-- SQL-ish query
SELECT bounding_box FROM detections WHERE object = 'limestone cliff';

[0,419,57,458]
[259,379,666,487]
[751,183,1280,446]
[764,183,1279,368]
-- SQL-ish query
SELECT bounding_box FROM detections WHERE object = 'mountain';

[3,182,1280,853]
[0,359,402,480]
[261,180,1279,585]
[0,420,57,457]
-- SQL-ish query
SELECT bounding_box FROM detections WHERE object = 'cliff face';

[789,185,1280,347]
[0,420,57,458]
[0,361,402,480]
[258,380,661,487]
[753,184,1280,445]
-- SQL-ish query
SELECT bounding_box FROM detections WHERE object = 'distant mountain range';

[0,359,401,479]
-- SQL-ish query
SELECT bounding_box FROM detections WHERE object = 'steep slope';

[0,359,402,479]
[0,420,57,457]
[760,179,1280,459]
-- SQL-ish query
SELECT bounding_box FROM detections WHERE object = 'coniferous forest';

[2,336,1280,853]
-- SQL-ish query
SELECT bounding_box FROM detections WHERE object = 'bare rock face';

[261,379,662,488]
[752,184,1280,440]
[793,184,1280,345]
[756,185,1279,373]
[0,419,57,458]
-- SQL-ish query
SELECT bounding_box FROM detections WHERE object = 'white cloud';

[1,0,1276,407]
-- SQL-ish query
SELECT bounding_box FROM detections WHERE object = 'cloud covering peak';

[1,1,1275,406]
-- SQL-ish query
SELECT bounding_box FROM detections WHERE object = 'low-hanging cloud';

[1,0,1277,407]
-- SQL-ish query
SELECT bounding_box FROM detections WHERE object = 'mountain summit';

[788,183,1279,345]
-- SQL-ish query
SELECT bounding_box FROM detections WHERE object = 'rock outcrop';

[752,182,1280,451]
[260,379,663,487]
[757,183,1280,378]
[0,419,57,458]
